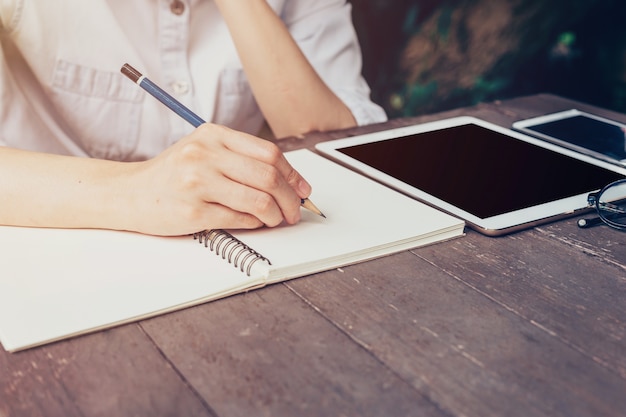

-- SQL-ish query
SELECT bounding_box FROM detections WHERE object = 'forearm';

[0,147,138,231]
[215,0,356,138]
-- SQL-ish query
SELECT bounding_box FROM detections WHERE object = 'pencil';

[120,63,326,219]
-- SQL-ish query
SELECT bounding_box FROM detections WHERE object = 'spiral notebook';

[0,149,464,352]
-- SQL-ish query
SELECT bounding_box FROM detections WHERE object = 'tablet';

[512,109,626,167]
[315,116,626,236]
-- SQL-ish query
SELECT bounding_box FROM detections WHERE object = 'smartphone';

[513,109,626,167]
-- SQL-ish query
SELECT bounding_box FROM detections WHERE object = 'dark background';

[350,0,626,118]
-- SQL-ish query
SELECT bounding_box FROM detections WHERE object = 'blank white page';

[0,227,261,352]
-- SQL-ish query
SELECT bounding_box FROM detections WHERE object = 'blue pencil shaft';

[139,77,205,128]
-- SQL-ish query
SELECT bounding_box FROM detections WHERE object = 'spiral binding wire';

[193,230,271,276]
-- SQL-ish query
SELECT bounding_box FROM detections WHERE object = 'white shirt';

[0,0,386,161]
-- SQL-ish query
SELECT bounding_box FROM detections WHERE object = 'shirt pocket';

[50,60,143,160]
[212,68,263,135]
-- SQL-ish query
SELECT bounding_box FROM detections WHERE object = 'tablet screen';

[336,123,625,219]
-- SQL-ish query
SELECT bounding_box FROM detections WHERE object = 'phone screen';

[525,115,626,160]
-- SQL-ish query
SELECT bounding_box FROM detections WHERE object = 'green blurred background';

[350,0,626,117]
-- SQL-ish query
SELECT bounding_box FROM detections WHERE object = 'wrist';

[70,158,140,233]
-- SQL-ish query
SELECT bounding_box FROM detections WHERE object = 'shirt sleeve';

[282,0,387,126]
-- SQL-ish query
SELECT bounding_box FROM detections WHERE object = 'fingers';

[193,124,311,225]
[199,167,297,227]
[211,124,312,198]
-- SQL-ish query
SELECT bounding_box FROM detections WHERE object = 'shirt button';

[170,0,185,15]
[171,80,189,95]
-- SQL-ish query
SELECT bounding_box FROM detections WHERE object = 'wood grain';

[140,284,447,417]
[0,325,213,417]
[286,243,626,417]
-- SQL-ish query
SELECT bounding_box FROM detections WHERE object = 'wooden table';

[1,94,625,417]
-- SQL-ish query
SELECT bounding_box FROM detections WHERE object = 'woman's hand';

[126,124,312,235]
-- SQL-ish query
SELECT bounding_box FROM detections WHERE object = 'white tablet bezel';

[315,116,626,236]
[512,109,626,167]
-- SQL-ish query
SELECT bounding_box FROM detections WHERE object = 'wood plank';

[0,325,214,417]
[418,226,626,376]
[140,284,448,417]
[536,220,626,271]
[285,244,626,417]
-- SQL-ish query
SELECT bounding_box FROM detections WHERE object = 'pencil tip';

[121,63,142,83]
[301,198,326,218]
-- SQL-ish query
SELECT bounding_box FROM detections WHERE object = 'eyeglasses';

[577,179,626,230]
